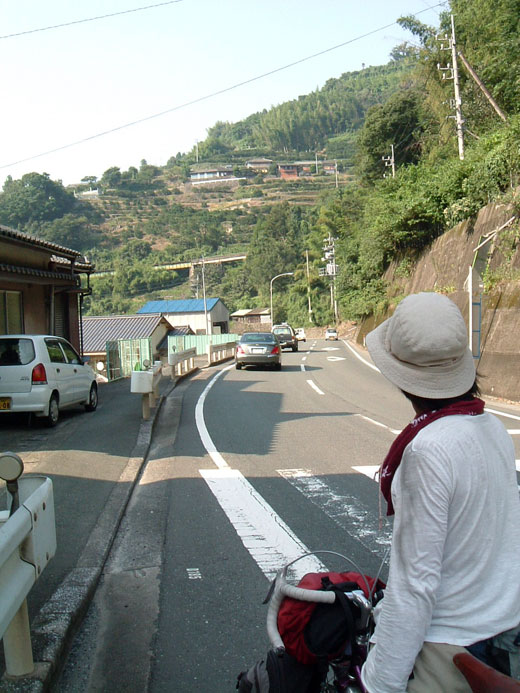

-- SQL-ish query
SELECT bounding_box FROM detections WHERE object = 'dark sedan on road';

[235,332,282,370]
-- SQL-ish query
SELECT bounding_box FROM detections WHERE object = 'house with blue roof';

[137,297,230,335]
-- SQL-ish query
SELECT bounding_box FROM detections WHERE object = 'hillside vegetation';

[1,0,519,325]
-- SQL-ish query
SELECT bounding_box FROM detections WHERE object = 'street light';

[270,272,294,326]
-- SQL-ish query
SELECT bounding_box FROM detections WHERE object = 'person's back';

[360,292,520,692]
[392,413,520,643]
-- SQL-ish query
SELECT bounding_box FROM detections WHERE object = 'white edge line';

[195,365,233,469]
[341,339,379,372]
[341,339,520,423]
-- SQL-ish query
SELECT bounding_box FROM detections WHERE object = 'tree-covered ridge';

[204,61,413,157]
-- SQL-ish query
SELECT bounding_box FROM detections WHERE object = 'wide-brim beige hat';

[365,292,476,398]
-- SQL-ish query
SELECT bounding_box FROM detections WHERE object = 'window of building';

[0,291,23,334]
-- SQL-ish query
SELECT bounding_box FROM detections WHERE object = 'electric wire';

[0,0,184,40]
[0,3,446,171]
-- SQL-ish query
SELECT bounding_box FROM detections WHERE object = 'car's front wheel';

[45,394,59,427]
[85,383,98,412]
[235,362,242,370]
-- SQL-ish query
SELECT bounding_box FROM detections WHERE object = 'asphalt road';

[54,339,520,692]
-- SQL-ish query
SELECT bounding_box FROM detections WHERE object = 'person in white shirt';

[361,292,520,692]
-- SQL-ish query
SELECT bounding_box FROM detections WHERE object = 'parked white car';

[295,328,306,342]
[0,335,98,426]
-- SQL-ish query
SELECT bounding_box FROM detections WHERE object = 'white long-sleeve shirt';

[361,412,520,693]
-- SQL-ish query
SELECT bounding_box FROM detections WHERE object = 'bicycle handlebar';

[266,565,368,652]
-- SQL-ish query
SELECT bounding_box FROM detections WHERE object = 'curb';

[0,374,183,693]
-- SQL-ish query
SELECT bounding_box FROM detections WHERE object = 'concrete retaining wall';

[356,198,520,401]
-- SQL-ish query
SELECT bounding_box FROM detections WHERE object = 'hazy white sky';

[1,1,444,186]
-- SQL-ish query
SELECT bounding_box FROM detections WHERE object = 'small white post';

[141,394,150,420]
[3,600,34,677]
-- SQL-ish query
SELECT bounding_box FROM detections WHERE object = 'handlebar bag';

[277,571,382,667]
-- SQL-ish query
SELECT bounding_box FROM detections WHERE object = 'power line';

[0,3,445,170]
[0,0,184,40]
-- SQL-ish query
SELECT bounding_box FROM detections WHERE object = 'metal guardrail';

[0,453,56,677]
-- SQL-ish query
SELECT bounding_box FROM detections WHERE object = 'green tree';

[101,166,122,188]
[0,172,76,228]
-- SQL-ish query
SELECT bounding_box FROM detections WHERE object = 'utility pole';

[201,256,210,336]
[320,235,339,322]
[437,16,465,160]
[335,159,339,188]
[315,151,319,175]
[382,144,395,178]
[305,250,313,323]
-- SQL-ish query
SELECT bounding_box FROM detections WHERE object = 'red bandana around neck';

[380,398,485,516]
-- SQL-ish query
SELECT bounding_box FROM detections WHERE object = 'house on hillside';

[81,313,173,379]
[189,167,234,182]
[322,161,338,175]
[137,297,230,335]
[0,224,94,352]
[278,163,299,180]
[245,158,273,173]
[230,308,271,325]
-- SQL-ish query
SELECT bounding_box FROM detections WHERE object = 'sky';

[1,1,445,186]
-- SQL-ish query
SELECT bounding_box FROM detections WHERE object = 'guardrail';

[0,453,56,677]
[168,347,197,379]
[207,340,236,366]
[130,361,163,420]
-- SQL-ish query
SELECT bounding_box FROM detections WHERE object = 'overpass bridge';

[90,253,247,278]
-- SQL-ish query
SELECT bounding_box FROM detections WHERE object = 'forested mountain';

[1,0,519,326]
[202,61,412,161]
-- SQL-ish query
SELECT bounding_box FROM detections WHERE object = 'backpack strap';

[331,588,356,655]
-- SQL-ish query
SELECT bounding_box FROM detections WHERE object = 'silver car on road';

[235,332,282,370]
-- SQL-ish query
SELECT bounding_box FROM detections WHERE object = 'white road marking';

[278,469,392,557]
[352,465,381,481]
[356,414,401,435]
[195,366,231,470]
[487,408,520,422]
[196,367,326,580]
[341,339,379,372]
[323,347,340,351]
[302,356,307,361]
[200,468,326,580]
[186,568,202,579]
[516,460,520,472]
[300,364,306,372]
[306,379,325,395]
[507,429,520,435]
[327,356,346,362]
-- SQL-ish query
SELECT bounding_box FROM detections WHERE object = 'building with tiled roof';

[0,224,94,352]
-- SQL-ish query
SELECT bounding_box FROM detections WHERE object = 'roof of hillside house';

[156,326,194,351]
[137,298,224,314]
[230,307,270,318]
[81,314,167,353]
